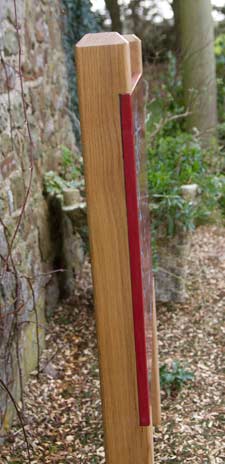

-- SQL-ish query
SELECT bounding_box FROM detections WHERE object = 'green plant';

[60,145,82,181]
[146,50,225,242]
[43,171,82,199]
[217,175,225,216]
[215,34,225,125]
[160,361,194,396]
[148,132,206,236]
[43,145,84,201]
[148,130,225,240]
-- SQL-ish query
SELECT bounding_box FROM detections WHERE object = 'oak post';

[76,32,156,464]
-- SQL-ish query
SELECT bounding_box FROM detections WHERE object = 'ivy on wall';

[61,0,101,142]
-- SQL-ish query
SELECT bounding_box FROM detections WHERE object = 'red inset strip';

[120,94,150,426]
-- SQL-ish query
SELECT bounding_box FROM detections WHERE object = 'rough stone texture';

[0,0,83,434]
[46,191,86,307]
[3,29,19,56]
[61,189,86,297]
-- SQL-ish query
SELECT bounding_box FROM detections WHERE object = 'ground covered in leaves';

[1,225,225,463]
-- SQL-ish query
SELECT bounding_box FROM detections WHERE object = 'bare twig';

[0,379,32,462]
[148,109,192,143]
[5,0,35,262]
[0,55,14,152]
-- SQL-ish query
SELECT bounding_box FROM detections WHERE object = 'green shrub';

[146,51,225,239]
[147,131,224,236]
[43,144,84,201]
[148,132,204,192]
[44,171,83,200]
[215,34,225,125]
[217,176,225,216]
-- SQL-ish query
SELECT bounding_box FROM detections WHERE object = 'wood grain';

[151,279,162,426]
[76,33,154,464]
[123,34,142,81]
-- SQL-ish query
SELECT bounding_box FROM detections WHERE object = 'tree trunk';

[177,0,217,144]
[172,0,181,53]
[129,1,141,36]
[105,0,122,33]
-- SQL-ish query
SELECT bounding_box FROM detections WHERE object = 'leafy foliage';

[61,145,82,181]
[44,171,80,199]
[215,34,225,126]
[149,133,203,193]
[147,52,225,238]
[160,361,194,396]
[148,132,225,236]
[44,147,83,199]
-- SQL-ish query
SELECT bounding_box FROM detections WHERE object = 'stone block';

[0,63,16,94]
[9,171,26,211]
[56,115,78,152]
[36,199,52,262]
[0,271,16,332]
[12,99,24,129]
[3,29,19,56]
[6,187,14,215]
[0,295,46,433]
[0,0,24,24]
[0,223,8,257]
[43,117,55,141]
[22,46,46,80]
[35,17,49,43]
[0,154,17,179]
[60,215,85,297]
[48,9,61,49]
[25,20,36,51]
[0,102,9,133]
[0,185,13,216]
[45,274,60,317]
[34,45,46,76]
[0,133,12,156]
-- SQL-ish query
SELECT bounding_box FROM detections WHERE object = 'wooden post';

[151,279,161,426]
[76,32,159,464]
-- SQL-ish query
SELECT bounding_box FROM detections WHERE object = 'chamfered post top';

[76,31,128,48]
[123,34,142,78]
[75,32,142,95]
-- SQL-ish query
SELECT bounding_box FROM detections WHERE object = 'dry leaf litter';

[0,225,225,463]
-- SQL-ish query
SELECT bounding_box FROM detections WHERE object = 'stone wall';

[0,0,82,434]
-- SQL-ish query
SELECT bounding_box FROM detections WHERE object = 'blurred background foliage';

[61,0,100,141]
[62,1,225,240]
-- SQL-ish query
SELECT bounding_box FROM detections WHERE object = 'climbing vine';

[0,1,99,460]
[0,0,35,459]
